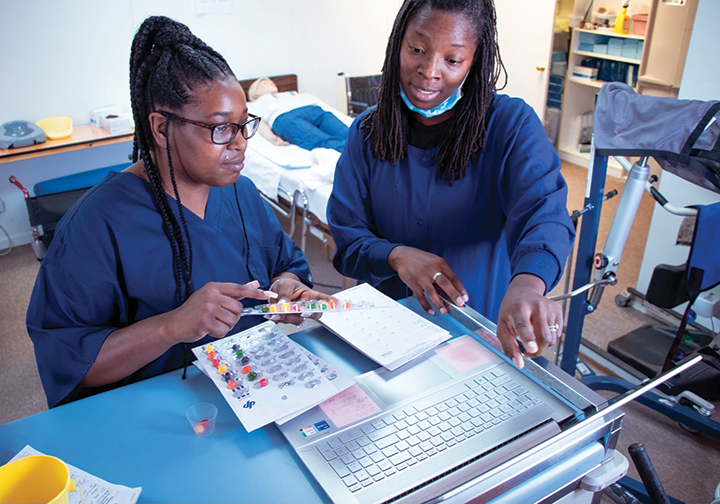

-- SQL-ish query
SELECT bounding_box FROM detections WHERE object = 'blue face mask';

[399,73,468,118]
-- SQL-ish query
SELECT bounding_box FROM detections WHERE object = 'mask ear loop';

[455,70,470,100]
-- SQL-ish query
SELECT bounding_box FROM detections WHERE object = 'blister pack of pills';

[241,299,377,316]
[192,321,352,432]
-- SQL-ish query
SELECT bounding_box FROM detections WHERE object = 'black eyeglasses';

[159,111,261,145]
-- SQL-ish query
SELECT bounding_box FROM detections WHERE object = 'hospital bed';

[238,74,352,259]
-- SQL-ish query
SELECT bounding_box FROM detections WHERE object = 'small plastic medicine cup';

[186,403,218,437]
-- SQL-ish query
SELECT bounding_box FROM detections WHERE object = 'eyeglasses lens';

[242,118,260,140]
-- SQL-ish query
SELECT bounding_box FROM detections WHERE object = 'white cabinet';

[557,28,645,176]
[556,0,698,177]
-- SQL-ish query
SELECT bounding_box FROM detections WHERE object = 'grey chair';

[339,73,381,117]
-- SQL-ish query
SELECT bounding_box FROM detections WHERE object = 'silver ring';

[548,323,559,332]
[432,272,443,282]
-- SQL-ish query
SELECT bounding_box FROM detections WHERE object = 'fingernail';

[439,307,447,315]
[270,315,281,321]
[301,312,311,318]
[277,299,288,304]
[514,356,524,368]
[264,290,279,298]
[249,280,260,287]
[427,309,434,316]
[526,340,538,353]
[455,297,464,306]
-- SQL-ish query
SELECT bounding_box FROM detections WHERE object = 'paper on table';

[320,283,452,371]
[434,336,496,373]
[9,445,142,504]
[318,384,382,429]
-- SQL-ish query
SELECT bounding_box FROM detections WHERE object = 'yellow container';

[36,117,73,140]
[0,455,79,504]
[614,3,630,35]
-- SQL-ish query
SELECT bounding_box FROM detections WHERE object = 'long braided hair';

[129,16,235,304]
[361,0,508,182]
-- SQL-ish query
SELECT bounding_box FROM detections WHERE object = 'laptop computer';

[278,330,580,504]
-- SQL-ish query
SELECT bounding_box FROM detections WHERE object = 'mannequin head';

[248,77,278,101]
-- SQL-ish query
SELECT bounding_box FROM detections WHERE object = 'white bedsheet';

[242,96,352,225]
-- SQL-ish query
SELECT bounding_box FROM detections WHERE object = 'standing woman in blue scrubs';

[327,0,575,368]
[27,16,329,407]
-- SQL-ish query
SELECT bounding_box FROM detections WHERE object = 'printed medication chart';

[192,322,352,432]
[320,283,452,371]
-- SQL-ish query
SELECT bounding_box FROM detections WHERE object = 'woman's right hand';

[165,281,274,344]
[388,246,468,316]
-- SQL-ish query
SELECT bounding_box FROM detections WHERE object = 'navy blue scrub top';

[27,172,311,407]
[328,93,575,322]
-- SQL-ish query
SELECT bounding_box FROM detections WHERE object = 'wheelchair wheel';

[615,292,631,307]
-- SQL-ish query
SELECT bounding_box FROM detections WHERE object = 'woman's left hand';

[264,275,335,326]
[495,274,563,369]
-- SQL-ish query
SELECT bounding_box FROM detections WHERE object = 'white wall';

[0,0,401,250]
[635,0,720,329]
[0,0,401,127]
[0,0,555,250]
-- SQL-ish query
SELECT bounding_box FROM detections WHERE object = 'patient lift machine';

[557,83,720,439]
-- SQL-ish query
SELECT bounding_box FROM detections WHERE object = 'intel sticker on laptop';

[300,421,330,437]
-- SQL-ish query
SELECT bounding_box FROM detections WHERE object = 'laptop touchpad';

[359,358,452,407]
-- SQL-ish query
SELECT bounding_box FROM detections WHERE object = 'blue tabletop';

[1,299,489,503]
[7,297,583,504]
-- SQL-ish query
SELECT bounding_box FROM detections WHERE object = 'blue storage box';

[594,44,608,54]
[608,38,623,56]
[549,75,564,86]
[548,84,563,94]
[579,32,609,45]
[579,42,594,52]
[547,92,562,102]
[547,98,562,109]
[621,39,642,60]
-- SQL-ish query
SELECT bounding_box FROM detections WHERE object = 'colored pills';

[240,298,372,316]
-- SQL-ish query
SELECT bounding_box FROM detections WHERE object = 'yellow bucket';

[0,455,81,504]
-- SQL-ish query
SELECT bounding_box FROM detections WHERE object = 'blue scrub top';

[327,93,575,321]
[27,172,311,407]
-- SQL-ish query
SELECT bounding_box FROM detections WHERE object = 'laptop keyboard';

[315,369,543,494]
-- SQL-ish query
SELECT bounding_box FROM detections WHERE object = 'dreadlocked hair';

[129,16,235,304]
[361,0,508,183]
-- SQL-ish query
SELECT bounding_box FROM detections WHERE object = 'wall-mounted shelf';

[572,49,641,65]
[566,76,605,88]
[575,27,645,41]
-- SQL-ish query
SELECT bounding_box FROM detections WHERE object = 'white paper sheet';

[9,445,142,504]
[319,284,452,371]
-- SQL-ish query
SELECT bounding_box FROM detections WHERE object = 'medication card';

[192,321,351,432]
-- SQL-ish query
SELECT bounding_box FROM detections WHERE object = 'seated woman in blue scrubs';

[327,0,575,368]
[27,16,330,408]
